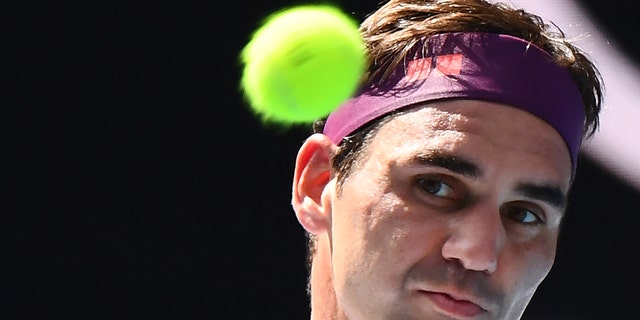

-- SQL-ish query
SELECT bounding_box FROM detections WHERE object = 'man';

[290,0,604,319]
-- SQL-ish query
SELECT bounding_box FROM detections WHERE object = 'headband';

[323,32,585,174]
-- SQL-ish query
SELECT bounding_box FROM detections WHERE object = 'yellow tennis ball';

[240,5,366,125]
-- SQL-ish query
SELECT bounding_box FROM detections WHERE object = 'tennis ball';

[240,5,366,125]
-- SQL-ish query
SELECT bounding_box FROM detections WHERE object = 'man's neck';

[309,234,345,320]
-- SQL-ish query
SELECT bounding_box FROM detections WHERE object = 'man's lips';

[422,290,486,318]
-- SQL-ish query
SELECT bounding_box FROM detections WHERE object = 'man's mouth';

[422,290,486,318]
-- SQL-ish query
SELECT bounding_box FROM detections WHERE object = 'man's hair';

[304,0,604,289]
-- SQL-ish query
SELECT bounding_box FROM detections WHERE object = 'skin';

[292,99,573,320]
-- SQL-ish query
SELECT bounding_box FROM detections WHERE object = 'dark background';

[4,0,637,319]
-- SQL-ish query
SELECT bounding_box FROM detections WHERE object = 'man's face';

[328,99,572,320]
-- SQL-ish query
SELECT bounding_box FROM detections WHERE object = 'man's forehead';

[324,32,585,176]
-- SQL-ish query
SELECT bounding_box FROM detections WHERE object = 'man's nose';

[440,204,506,273]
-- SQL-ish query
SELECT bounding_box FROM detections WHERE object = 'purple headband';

[323,32,585,174]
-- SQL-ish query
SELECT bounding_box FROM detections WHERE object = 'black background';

[4,0,638,319]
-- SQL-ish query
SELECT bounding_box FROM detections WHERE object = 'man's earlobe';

[291,133,335,234]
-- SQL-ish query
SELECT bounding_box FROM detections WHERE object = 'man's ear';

[291,133,336,235]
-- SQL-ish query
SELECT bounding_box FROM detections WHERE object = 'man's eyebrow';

[413,153,567,210]
[413,153,481,178]
[515,183,567,211]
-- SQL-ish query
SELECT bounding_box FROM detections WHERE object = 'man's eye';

[417,177,454,198]
[503,205,543,224]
